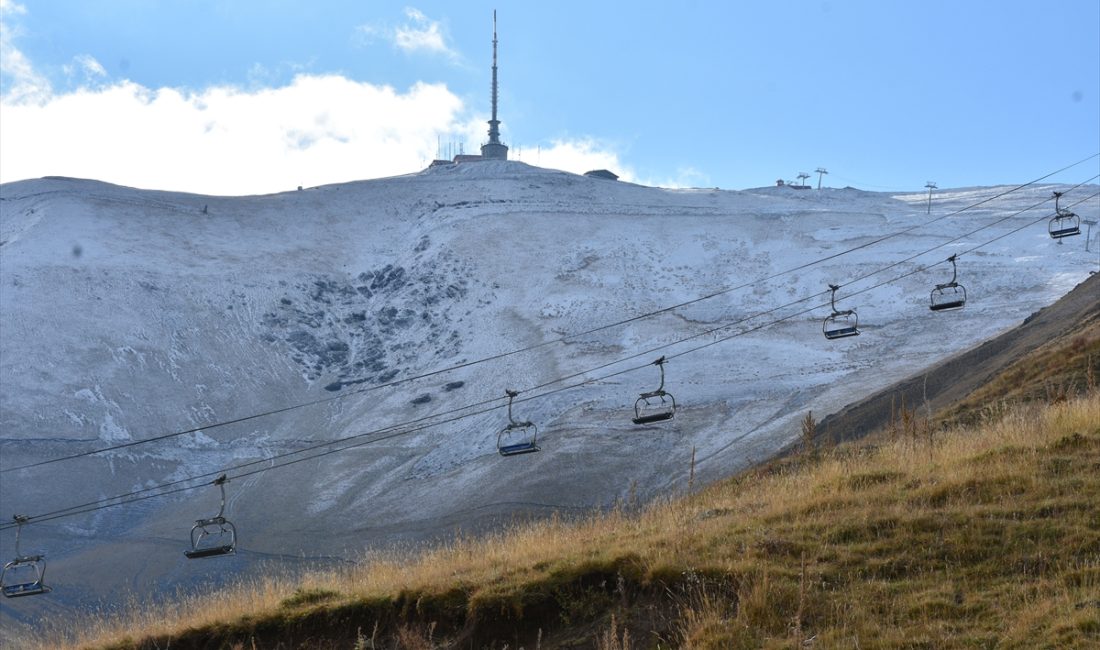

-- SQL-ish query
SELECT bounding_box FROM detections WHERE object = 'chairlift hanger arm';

[652,357,667,393]
[504,389,520,426]
[935,255,960,290]
[212,474,228,519]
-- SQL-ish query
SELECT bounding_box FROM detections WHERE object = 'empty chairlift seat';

[497,390,539,456]
[1049,192,1081,239]
[1050,215,1081,239]
[185,474,237,559]
[930,254,967,312]
[1,515,50,598]
[632,356,677,425]
[823,284,860,339]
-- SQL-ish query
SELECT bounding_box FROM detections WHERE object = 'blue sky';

[1,0,1098,194]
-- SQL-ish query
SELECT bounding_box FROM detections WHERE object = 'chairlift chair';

[497,390,539,456]
[822,284,860,339]
[930,254,967,312]
[1,515,50,598]
[184,474,237,559]
[1049,191,1081,239]
[632,356,677,425]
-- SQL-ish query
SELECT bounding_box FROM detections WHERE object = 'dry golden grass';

[34,391,1100,649]
[939,319,1100,427]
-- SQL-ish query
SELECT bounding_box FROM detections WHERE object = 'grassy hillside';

[938,321,1099,428]
[37,391,1098,647]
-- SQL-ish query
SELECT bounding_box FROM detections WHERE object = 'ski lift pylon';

[497,390,539,456]
[1049,191,1081,239]
[632,356,677,425]
[184,474,237,559]
[930,254,967,312]
[823,284,860,339]
[1,515,50,598]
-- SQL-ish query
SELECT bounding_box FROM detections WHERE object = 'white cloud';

[652,165,713,189]
[0,0,26,16]
[353,23,383,44]
[74,54,106,78]
[1,74,467,195]
[529,138,638,183]
[518,141,710,188]
[394,8,449,53]
[358,7,458,61]
[0,61,671,194]
[61,53,108,88]
[0,0,50,103]
[0,6,643,196]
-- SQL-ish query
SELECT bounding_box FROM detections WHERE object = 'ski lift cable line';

[512,194,1100,387]
[667,193,1100,364]
[955,192,1099,257]
[3,283,828,527]
[833,180,1100,293]
[17,403,502,524]
[591,198,1100,370]
[4,185,1097,525]
[0,238,1009,532]
[7,366,547,521]
[504,183,1090,400]
[0,321,800,530]
[223,178,1099,449]
[2,156,1096,475]
[4,192,1095,532]
[6,160,1096,474]
[13,347,675,529]
[7,185,1098,529]
[221,180,1100,426]
[1,426,425,529]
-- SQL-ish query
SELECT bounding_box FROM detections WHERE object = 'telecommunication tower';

[480,11,509,160]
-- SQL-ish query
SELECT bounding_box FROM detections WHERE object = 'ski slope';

[0,160,1097,625]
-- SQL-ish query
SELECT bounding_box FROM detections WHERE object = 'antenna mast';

[489,10,500,143]
[480,10,509,160]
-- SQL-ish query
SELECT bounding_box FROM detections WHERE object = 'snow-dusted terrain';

[0,160,1096,626]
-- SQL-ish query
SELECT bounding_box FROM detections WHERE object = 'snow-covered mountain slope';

[0,160,1096,622]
